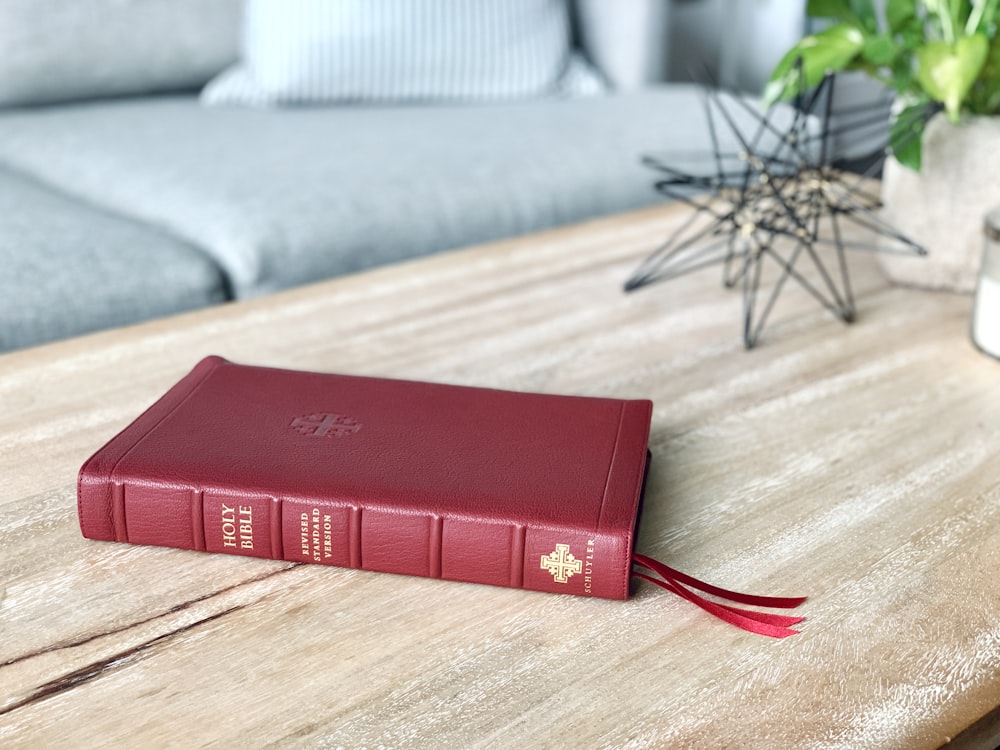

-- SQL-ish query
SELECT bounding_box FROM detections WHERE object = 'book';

[78,356,653,600]
[78,356,807,637]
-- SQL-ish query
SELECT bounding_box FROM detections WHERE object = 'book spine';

[77,484,635,600]
[77,356,228,542]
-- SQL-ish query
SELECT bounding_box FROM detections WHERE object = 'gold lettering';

[221,504,236,547]
[238,505,254,550]
[300,513,309,557]
[584,539,596,594]
[323,514,333,559]
[311,507,321,561]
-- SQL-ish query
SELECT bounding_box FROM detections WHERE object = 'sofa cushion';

[0,0,241,107]
[0,86,802,299]
[0,168,228,352]
[202,0,601,107]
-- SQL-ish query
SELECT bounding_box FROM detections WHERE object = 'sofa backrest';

[0,0,242,107]
[0,0,675,108]
[575,0,672,90]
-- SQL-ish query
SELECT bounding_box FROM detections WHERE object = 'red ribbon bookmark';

[632,553,807,639]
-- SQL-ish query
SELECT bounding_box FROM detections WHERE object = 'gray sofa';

[0,1,779,352]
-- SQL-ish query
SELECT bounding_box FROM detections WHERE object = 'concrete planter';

[879,113,1000,294]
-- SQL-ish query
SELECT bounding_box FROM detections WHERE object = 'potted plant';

[766,0,1000,293]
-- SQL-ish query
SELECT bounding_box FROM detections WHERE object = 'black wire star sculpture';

[625,69,932,348]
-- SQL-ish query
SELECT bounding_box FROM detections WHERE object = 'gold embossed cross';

[540,544,582,583]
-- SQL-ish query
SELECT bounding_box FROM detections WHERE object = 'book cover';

[78,356,653,600]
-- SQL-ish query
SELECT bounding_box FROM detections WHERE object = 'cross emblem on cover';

[290,413,362,438]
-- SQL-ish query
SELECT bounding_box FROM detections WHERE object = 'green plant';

[765,0,1000,170]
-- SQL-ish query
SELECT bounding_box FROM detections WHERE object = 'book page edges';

[597,399,654,599]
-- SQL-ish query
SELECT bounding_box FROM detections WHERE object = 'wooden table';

[2,204,998,749]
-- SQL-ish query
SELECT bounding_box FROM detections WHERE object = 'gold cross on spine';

[540,544,582,583]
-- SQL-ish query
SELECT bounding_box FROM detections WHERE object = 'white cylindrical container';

[972,208,1000,359]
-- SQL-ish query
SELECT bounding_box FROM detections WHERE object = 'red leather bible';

[79,356,807,636]
[78,356,653,600]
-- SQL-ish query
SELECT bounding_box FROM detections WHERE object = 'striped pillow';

[202,0,603,106]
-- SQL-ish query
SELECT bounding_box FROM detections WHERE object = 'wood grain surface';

[1,203,998,749]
